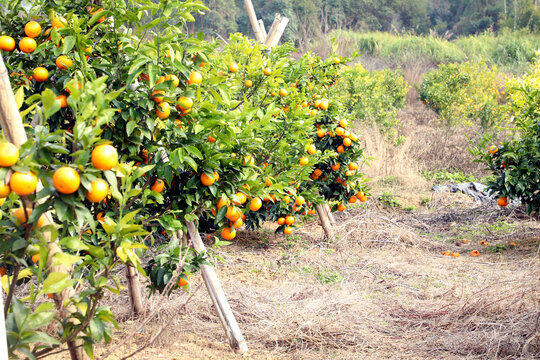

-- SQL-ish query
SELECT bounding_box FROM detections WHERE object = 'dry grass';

[79,193,540,360]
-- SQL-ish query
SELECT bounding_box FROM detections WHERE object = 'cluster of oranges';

[0,141,118,228]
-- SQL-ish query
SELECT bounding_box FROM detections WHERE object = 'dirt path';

[62,192,540,360]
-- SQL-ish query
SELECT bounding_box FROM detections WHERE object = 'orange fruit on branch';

[33,67,48,82]
[24,21,42,38]
[0,36,16,51]
[200,173,216,186]
[10,172,38,196]
[85,179,109,203]
[249,197,262,211]
[150,179,165,193]
[92,144,118,171]
[0,181,11,198]
[277,217,286,226]
[53,167,81,194]
[337,204,346,211]
[156,102,171,119]
[56,55,73,70]
[13,208,44,228]
[221,226,236,240]
[229,62,239,73]
[285,215,295,225]
[0,142,19,167]
[19,37,37,53]
[188,71,202,86]
[283,226,293,235]
[497,197,508,207]
[178,274,190,287]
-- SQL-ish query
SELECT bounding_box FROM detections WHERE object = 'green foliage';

[473,58,540,214]
[422,170,476,184]
[378,191,401,208]
[337,64,408,139]
[419,61,505,128]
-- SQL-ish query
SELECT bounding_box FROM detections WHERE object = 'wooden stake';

[125,264,144,315]
[243,0,265,42]
[316,204,335,241]
[258,19,267,40]
[0,55,86,360]
[269,16,289,48]
[264,14,282,47]
[185,221,248,354]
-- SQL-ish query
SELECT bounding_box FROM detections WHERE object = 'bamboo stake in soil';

[264,14,282,47]
[185,221,248,354]
[0,55,86,360]
[243,0,265,42]
[125,264,144,315]
[268,16,289,48]
[316,204,335,241]
[258,19,267,40]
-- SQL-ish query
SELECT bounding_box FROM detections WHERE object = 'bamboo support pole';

[185,221,248,354]
[264,14,282,47]
[0,55,86,360]
[243,0,265,42]
[258,19,267,40]
[125,264,144,315]
[269,16,289,48]
[316,204,335,241]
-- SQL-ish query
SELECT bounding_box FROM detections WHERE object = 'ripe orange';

[263,68,272,76]
[337,145,345,153]
[229,62,239,73]
[277,217,286,225]
[349,133,358,141]
[53,167,80,194]
[0,267,6,277]
[151,179,165,193]
[19,37,37,53]
[319,99,329,110]
[178,274,190,287]
[0,142,19,167]
[442,250,451,256]
[221,226,236,240]
[10,172,38,196]
[249,197,262,211]
[451,252,460,257]
[233,192,247,205]
[509,242,516,247]
[56,95,68,108]
[86,179,109,203]
[488,145,498,154]
[331,163,340,171]
[32,253,40,264]
[480,240,489,246]
[156,102,171,119]
[188,71,202,85]
[0,35,16,51]
[92,144,118,171]
[470,250,480,257]
[207,135,216,143]
[313,169,322,178]
[0,181,11,198]
[97,212,105,221]
[349,196,357,203]
[213,171,220,181]
[33,67,48,82]
[56,55,73,70]
[285,215,295,225]
[349,162,358,171]
[295,196,305,206]
[283,195,291,204]
[233,218,243,229]
[343,138,352,147]
[200,173,215,186]
[13,208,44,228]
[335,127,345,136]
[151,90,165,103]
[314,99,322,108]
[317,129,326,138]
[24,21,42,38]
[299,157,309,166]
[279,88,288,97]
[166,74,180,87]
[337,204,346,211]
[497,196,508,207]
[345,170,353,177]
[244,79,253,88]
[307,144,316,155]
[217,197,229,210]
[66,81,82,93]
[339,119,348,128]
[265,178,272,187]
[284,226,293,235]
[47,293,54,299]
[89,7,105,23]
[176,96,193,113]
[52,17,66,29]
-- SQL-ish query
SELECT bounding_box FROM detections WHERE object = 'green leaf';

[62,36,76,53]
[126,121,138,136]
[184,156,198,171]
[185,145,203,159]
[40,272,73,295]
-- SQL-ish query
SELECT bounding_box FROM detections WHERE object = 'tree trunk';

[125,264,144,315]
[316,204,335,241]
[324,203,337,226]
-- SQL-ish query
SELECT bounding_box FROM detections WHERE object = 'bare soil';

[76,188,540,360]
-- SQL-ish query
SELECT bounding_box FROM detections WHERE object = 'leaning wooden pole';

[0,55,86,360]
[258,19,267,40]
[264,14,282,47]
[243,0,265,42]
[269,16,289,47]
[185,221,248,354]
[316,204,335,241]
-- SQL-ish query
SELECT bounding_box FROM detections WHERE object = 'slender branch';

[3,263,20,316]
[124,177,153,210]
[255,129,286,167]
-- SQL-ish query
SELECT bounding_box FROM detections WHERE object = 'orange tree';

[0,0,370,357]
[473,59,540,214]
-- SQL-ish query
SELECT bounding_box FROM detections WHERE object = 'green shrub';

[336,63,408,139]
[418,61,505,128]
[378,191,401,208]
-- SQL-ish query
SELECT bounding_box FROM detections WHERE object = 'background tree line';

[193,0,540,50]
